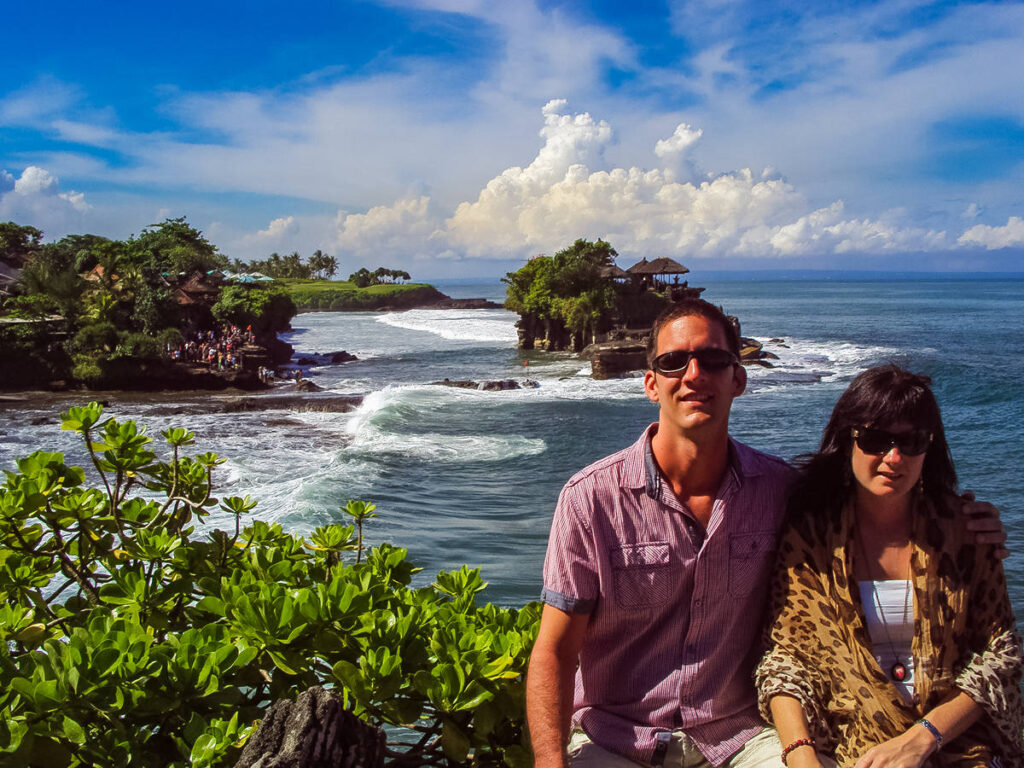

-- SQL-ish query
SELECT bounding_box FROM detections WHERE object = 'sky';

[2,0,1024,277]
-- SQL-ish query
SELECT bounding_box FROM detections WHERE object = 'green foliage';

[125,217,226,277]
[238,252,312,279]
[349,267,412,288]
[211,284,296,338]
[279,279,446,312]
[307,250,338,280]
[0,404,539,767]
[503,239,619,343]
[0,222,43,262]
[0,323,70,388]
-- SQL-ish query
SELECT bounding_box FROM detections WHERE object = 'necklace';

[857,534,912,683]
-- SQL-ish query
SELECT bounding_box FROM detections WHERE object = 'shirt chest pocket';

[728,532,775,597]
[611,542,672,608]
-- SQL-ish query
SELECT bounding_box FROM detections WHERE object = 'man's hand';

[853,725,935,768]
[961,490,1010,559]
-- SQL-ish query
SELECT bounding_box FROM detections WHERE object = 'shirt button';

[694,598,703,608]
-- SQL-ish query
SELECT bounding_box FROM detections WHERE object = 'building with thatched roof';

[173,271,223,330]
[599,263,630,280]
[626,257,689,278]
[625,256,703,299]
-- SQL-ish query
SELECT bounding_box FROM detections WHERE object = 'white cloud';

[958,217,1024,249]
[0,166,91,234]
[327,102,953,263]
[962,203,982,220]
[335,196,443,260]
[654,123,703,160]
[252,216,299,242]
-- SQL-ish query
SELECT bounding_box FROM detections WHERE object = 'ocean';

[2,277,1023,618]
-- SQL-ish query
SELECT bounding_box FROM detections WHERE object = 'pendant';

[890,662,908,682]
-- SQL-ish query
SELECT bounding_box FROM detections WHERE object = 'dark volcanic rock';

[582,341,648,380]
[429,298,503,309]
[295,379,324,392]
[163,393,365,414]
[329,350,358,364]
[295,357,318,365]
[234,686,385,768]
[434,378,538,391]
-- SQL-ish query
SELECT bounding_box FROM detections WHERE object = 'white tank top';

[858,580,915,704]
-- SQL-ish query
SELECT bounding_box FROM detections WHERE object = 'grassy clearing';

[277,279,448,311]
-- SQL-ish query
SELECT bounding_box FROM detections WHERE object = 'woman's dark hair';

[789,364,958,518]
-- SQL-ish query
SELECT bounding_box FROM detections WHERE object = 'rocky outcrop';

[429,298,503,309]
[434,378,540,391]
[234,687,385,768]
[582,341,648,380]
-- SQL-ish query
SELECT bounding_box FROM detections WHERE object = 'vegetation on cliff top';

[0,403,539,767]
[0,219,296,389]
[279,278,446,312]
[503,238,665,351]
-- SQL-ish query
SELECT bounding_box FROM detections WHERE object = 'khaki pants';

[567,728,837,768]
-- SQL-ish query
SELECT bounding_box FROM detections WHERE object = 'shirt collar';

[622,424,760,497]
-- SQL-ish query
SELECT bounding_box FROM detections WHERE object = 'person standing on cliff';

[525,298,1006,768]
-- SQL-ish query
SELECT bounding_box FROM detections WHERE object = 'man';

[526,298,1004,768]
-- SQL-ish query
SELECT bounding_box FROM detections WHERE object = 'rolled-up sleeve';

[541,483,599,614]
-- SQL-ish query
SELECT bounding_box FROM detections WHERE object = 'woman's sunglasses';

[652,348,738,375]
[851,426,933,456]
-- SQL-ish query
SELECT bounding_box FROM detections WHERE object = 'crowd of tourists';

[166,325,255,371]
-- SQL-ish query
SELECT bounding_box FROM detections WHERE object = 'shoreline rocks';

[434,378,540,391]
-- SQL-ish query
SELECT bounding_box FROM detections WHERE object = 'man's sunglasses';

[851,426,933,456]
[652,348,738,375]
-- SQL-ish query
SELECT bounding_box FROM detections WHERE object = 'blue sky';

[2,0,1023,275]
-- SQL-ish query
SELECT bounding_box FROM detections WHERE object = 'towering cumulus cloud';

[0,166,89,232]
[332,101,952,262]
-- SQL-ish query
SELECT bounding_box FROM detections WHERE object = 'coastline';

[0,387,365,413]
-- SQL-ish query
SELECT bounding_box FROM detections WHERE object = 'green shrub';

[0,404,539,767]
[70,322,118,356]
[112,331,162,360]
[69,356,104,386]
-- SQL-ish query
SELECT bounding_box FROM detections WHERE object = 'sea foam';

[375,309,519,343]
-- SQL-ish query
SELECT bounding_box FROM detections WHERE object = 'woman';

[757,365,1024,767]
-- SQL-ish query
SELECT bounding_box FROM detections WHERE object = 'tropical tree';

[125,217,227,277]
[308,250,338,279]
[503,239,619,350]
[0,222,43,263]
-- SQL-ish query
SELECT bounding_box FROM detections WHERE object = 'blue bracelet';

[916,718,943,747]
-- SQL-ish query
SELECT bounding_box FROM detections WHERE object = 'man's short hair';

[646,298,741,369]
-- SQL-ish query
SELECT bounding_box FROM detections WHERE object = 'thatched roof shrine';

[626,257,689,276]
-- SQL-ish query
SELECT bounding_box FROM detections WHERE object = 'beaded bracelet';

[916,718,944,748]
[781,738,815,765]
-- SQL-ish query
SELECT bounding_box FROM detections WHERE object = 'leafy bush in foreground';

[0,403,540,767]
